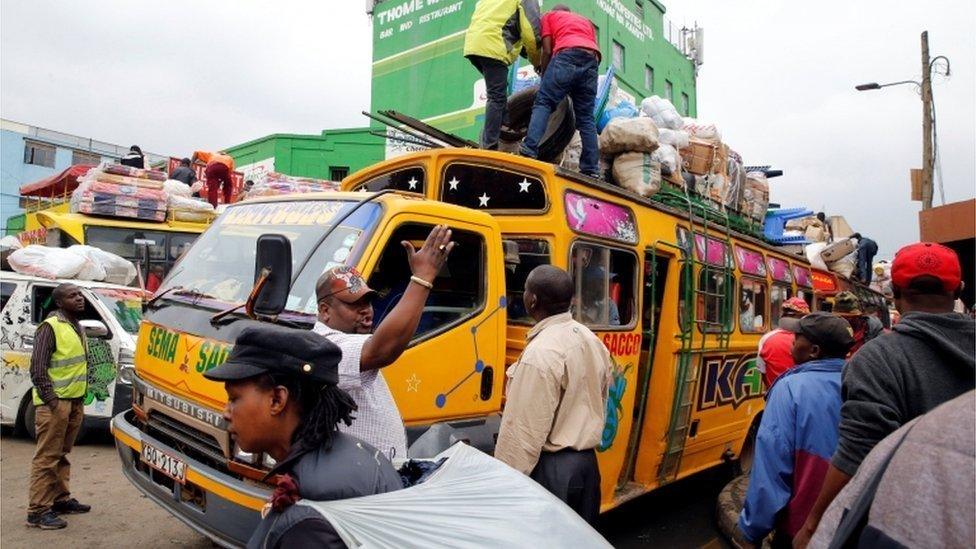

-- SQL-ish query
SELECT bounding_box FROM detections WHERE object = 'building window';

[24,141,56,168]
[644,65,654,92]
[72,150,101,165]
[612,40,625,71]
[329,166,349,181]
[665,80,674,101]
[635,0,644,18]
[680,92,690,115]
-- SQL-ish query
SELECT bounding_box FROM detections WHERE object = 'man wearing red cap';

[756,297,811,389]
[312,225,455,461]
[795,242,975,547]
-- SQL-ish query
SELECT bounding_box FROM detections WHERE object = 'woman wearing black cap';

[204,324,403,548]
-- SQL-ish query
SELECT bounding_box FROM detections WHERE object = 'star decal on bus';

[407,177,418,190]
[518,179,531,192]
[448,177,460,190]
[478,193,490,207]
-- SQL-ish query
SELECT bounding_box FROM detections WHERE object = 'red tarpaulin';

[19,164,96,198]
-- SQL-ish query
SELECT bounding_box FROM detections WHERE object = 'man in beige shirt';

[494,265,613,524]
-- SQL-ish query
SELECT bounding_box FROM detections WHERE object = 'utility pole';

[920,31,934,210]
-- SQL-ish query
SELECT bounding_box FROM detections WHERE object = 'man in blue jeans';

[519,5,601,177]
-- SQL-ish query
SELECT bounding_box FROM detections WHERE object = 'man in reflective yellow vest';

[26,283,91,530]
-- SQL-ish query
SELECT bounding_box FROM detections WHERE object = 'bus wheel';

[23,400,37,440]
[734,418,759,477]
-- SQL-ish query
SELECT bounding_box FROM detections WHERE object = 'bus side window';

[740,278,768,333]
[769,284,792,327]
[0,282,16,312]
[570,242,636,329]
[30,286,107,336]
[503,239,551,324]
[354,167,426,193]
[368,223,486,341]
[697,268,734,333]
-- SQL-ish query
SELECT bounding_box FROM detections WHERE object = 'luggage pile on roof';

[63,163,216,224]
[244,171,340,199]
[565,92,770,227]
[70,163,169,222]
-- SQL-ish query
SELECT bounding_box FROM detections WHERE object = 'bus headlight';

[233,443,260,466]
[118,348,136,385]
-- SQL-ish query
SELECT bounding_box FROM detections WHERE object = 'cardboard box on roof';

[680,138,718,176]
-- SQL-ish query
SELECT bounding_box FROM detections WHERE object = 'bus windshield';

[90,288,145,334]
[160,200,383,315]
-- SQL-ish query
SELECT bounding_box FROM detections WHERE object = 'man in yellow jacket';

[27,283,91,530]
[463,0,542,150]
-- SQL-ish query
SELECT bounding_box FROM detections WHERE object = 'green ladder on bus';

[657,186,734,484]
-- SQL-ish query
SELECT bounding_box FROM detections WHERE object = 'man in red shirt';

[192,150,236,208]
[519,5,601,177]
[756,297,810,389]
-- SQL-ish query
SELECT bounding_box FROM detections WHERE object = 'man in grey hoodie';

[794,242,975,547]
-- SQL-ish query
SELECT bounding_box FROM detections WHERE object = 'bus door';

[615,247,672,492]
[359,214,506,452]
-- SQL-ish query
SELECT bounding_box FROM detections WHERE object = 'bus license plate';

[141,442,187,484]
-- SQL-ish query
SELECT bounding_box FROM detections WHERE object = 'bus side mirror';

[251,234,292,317]
[80,319,109,338]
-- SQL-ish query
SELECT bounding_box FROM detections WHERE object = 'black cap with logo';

[780,312,856,353]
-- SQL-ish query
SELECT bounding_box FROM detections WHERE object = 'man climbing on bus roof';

[26,283,93,530]
[850,233,878,284]
[756,296,810,389]
[737,312,855,548]
[794,242,975,548]
[192,149,236,208]
[519,4,601,177]
[313,225,456,461]
[494,265,613,525]
[463,0,541,150]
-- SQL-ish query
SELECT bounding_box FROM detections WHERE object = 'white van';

[0,272,142,438]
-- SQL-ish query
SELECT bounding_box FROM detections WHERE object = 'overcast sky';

[2,1,973,258]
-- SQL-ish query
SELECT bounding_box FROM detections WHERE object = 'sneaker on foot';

[52,498,91,514]
[26,510,67,530]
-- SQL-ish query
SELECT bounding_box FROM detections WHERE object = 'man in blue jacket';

[737,313,855,547]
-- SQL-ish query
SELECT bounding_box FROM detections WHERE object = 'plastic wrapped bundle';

[102,163,168,181]
[169,195,215,223]
[639,96,684,130]
[8,246,88,280]
[559,131,582,172]
[248,172,340,198]
[805,242,830,271]
[597,101,639,132]
[657,128,690,149]
[682,118,722,144]
[651,144,680,175]
[163,179,192,197]
[300,443,612,548]
[598,117,659,155]
[68,245,137,285]
[740,172,770,222]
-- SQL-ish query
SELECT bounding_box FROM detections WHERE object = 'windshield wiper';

[147,285,182,307]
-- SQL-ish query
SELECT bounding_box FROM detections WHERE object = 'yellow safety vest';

[33,316,88,405]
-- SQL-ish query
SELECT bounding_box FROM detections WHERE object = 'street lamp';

[854,31,950,210]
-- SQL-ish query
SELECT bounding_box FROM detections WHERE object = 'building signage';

[596,0,653,42]
[375,0,466,41]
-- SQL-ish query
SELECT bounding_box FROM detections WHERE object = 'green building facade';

[227,0,700,179]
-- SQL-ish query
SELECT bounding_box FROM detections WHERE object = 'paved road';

[2,429,731,548]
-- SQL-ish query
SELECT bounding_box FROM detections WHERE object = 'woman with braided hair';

[204,324,403,548]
